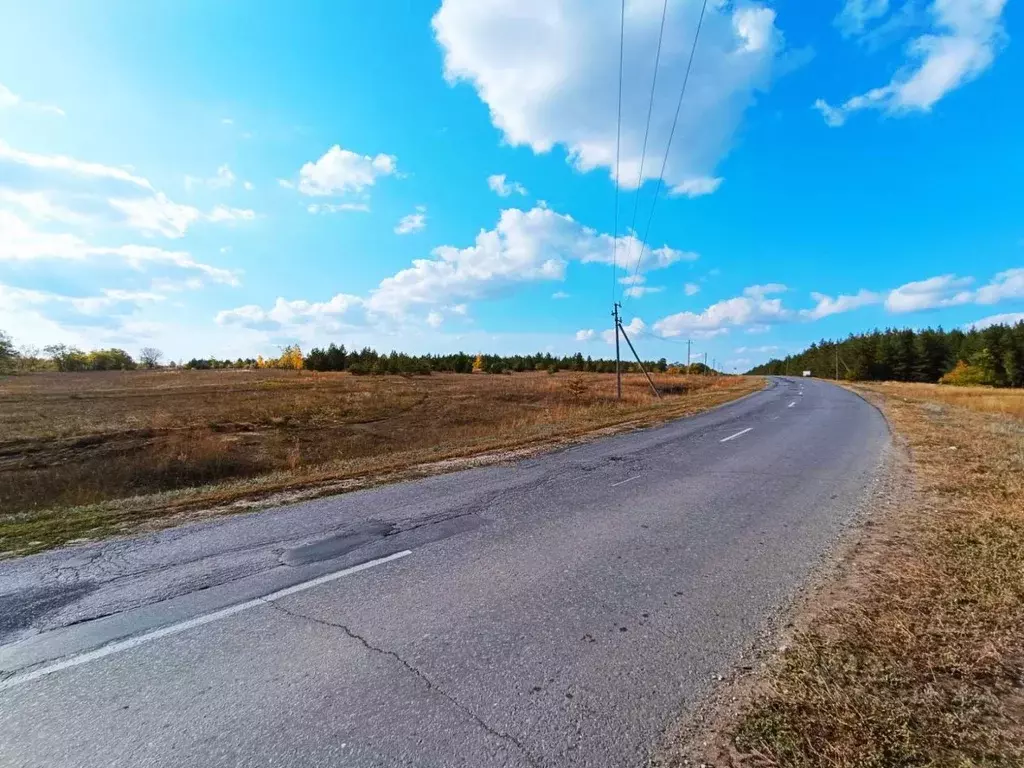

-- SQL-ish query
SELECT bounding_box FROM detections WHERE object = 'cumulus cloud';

[487,174,528,197]
[653,288,791,337]
[885,273,974,312]
[294,145,398,196]
[395,205,427,235]
[801,289,882,319]
[575,329,596,342]
[433,0,786,191]
[552,291,570,299]
[684,282,701,296]
[602,317,645,344]
[816,0,1008,126]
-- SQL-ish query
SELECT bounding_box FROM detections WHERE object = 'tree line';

[0,330,712,377]
[747,321,1024,387]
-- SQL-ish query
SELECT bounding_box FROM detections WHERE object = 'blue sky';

[0,0,1021,371]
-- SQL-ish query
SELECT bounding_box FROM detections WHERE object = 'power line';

[621,0,709,310]
[611,0,626,304]
[620,0,669,303]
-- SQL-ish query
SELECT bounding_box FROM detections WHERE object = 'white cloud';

[816,0,1008,126]
[185,164,236,191]
[395,205,427,235]
[743,283,788,298]
[426,310,444,328]
[624,284,664,299]
[965,312,1024,330]
[836,0,891,37]
[108,193,204,238]
[0,141,253,238]
[602,317,645,344]
[243,181,255,191]
[735,345,779,353]
[653,289,791,337]
[307,202,372,214]
[217,294,365,331]
[433,0,786,191]
[0,188,90,225]
[975,268,1024,304]
[487,174,528,197]
[801,289,882,319]
[671,177,724,198]
[0,139,151,190]
[575,329,596,342]
[552,291,570,299]
[294,145,398,196]
[207,205,256,223]
[0,82,65,117]
[368,205,691,316]
[221,118,234,126]
[0,210,240,285]
[885,273,974,312]
[684,282,701,296]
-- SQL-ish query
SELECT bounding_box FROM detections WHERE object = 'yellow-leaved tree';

[472,354,484,373]
[278,345,304,370]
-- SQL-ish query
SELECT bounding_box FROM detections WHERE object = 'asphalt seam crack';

[264,600,540,767]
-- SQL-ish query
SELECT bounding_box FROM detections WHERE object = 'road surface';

[0,377,888,767]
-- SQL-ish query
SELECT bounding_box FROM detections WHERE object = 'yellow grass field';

[0,369,762,556]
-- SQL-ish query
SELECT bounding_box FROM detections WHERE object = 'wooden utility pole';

[612,302,622,400]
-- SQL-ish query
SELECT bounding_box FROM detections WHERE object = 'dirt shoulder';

[657,382,1024,767]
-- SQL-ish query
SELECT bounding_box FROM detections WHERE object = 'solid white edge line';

[610,475,641,487]
[0,550,413,693]
[720,427,753,443]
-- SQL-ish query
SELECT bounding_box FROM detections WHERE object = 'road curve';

[0,377,889,768]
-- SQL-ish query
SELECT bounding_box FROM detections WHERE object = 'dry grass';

[701,382,1024,767]
[0,369,761,556]
[861,380,1024,419]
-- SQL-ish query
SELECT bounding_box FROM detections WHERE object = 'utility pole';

[835,347,839,381]
[703,352,708,375]
[686,339,692,374]
[612,302,622,400]
[617,319,660,398]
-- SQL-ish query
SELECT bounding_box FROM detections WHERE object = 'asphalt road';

[0,377,889,767]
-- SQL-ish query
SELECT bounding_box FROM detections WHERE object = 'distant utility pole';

[835,347,839,381]
[703,352,708,375]
[612,302,622,400]
[687,339,692,373]
[617,318,660,398]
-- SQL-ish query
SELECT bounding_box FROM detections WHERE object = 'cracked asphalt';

[0,377,889,767]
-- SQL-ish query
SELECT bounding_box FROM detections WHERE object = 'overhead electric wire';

[619,0,669,302]
[611,0,626,304]
[621,0,709,313]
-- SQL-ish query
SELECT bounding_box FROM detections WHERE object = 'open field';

[666,381,1024,766]
[0,369,761,556]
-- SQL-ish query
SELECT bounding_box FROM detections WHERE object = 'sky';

[0,0,1021,372]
